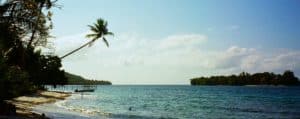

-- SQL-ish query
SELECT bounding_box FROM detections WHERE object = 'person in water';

[129,107,132,111]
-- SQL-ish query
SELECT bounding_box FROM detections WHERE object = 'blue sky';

[50,0,300,84]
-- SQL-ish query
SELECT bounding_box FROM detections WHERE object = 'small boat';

[74,89,95,92]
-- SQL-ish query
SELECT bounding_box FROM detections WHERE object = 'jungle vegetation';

[191,70,299,86]
[0,0,113,102]
[65,72,111,85]
[0,0,67,101]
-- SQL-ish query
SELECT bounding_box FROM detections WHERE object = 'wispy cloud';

[52,32,300,84]
[158,34,207,50]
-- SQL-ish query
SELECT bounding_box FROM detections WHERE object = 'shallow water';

[38,85,300,119]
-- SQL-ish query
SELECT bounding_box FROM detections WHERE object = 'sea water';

[35,85,300,119]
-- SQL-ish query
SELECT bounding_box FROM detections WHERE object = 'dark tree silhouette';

[191,71,299,86]
[0,0,66,101]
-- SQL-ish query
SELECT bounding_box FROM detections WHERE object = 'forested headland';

[65,72,111,85]
[190,70,299,86]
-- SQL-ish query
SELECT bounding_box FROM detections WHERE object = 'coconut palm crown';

[86,18,114,47]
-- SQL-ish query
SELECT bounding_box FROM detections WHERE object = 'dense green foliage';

[0,1,113,116]
[65,72,111,85]
[0,0,113,102]
[0,0,67,101]
[191,71,300,86]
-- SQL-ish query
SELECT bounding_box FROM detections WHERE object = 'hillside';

[65,72,112,85]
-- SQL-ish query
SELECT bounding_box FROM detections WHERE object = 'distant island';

[65,72,112,85]
[190,70,300,86]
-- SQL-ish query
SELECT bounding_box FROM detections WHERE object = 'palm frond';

[88,25,98,33]
[103,21,108,27]
[102,37,109,47]
[85,33,97,38]
[106,32,114,36]
[86,19,111,47]
[97,18,104,25]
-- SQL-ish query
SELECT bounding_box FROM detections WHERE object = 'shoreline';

[5,90,71,119]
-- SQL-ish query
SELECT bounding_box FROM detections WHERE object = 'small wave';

[208,105,300,115]
[224,107,263,113]
[199,105,264,113]
[105,113,178,119]
[48,87,106,117]
[55,99,107,116]
[69,93,99,101]
[55,99,177,119]
[69,107,103,115]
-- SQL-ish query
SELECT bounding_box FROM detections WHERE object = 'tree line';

[65,72,111,85]
[190,70,299,86]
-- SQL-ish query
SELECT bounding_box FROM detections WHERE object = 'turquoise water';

[42,85,300,119]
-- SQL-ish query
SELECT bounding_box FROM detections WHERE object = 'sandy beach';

[5,91,71,119]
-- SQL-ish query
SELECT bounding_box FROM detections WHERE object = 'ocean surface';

[34,85,300,119]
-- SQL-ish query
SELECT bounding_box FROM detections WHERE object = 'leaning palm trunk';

[60,18,113,59]
[60,40,95,59]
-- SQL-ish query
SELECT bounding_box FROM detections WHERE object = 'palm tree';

[60,18,113,59]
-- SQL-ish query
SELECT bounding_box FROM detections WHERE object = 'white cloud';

[255,51,300,72]
[52,32,300,84]
[53,32,87,55]
[158,34,207,50]
[241,54,262,71]
[216,47,300,75]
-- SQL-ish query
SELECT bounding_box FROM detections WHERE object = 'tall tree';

[1,0,55,49]
[1,0,54,68]
[60,18,113,59]
[27,0,54,48]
